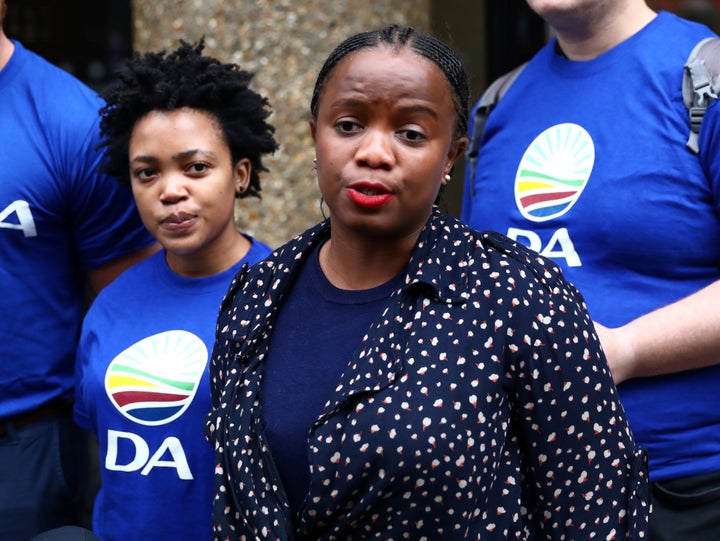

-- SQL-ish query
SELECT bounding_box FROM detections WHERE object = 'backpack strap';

[465,62,528,197]
[683,37,720,154]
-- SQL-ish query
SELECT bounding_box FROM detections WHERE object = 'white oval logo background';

[104,330,208,426]
[514,123,595,222]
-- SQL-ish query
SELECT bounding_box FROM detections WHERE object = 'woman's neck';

[318,236,412,291]
[166,230,251,278]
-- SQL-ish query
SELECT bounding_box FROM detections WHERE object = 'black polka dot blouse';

[205,207,650,540]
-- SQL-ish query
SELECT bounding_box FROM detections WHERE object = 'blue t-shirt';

[0,41,154,418]
[462,12,720,481]
[74,239,271,541]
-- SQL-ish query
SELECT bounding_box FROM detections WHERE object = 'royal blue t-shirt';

[462,12,720,481]
[75,239,272,541]
[0,41,154,418]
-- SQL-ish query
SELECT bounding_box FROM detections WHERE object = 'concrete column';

[132,0,430,248]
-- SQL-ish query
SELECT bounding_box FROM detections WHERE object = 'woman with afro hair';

[73,40,278,541]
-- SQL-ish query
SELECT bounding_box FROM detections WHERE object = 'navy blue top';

[262,241,404,512]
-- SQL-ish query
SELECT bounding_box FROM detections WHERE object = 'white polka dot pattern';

[205,208,650,540]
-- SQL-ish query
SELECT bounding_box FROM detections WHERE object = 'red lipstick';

[346,182,393,208]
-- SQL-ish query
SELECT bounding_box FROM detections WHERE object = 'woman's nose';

[160,174,189,202]
[354,129,395,169]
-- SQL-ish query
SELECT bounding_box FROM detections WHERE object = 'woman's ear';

[309,118,318,143]
[233,158,252,196]
[446,136,468,173]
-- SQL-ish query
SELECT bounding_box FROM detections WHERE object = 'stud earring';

[444,173,451,182]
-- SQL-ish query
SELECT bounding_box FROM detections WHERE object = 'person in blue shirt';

[461,1,720,538]
[73,41,277,541]
[0,1,158,538]
[205,24,650,540]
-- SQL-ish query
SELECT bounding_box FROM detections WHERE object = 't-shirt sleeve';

[60,93,154,270]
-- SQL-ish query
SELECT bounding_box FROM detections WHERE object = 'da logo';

[514,123,594,222]
[105,330,208,426]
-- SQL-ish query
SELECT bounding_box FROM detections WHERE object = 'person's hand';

[593,322,634,385]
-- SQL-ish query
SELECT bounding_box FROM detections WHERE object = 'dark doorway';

[485,1,546,83]
[3,0,133,90]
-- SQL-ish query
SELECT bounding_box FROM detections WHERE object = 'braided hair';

[99,40,278,198]
[310,25,469,140]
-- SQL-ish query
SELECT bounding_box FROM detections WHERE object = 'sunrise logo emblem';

[514,123,595,222]
[104,330,208,426]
